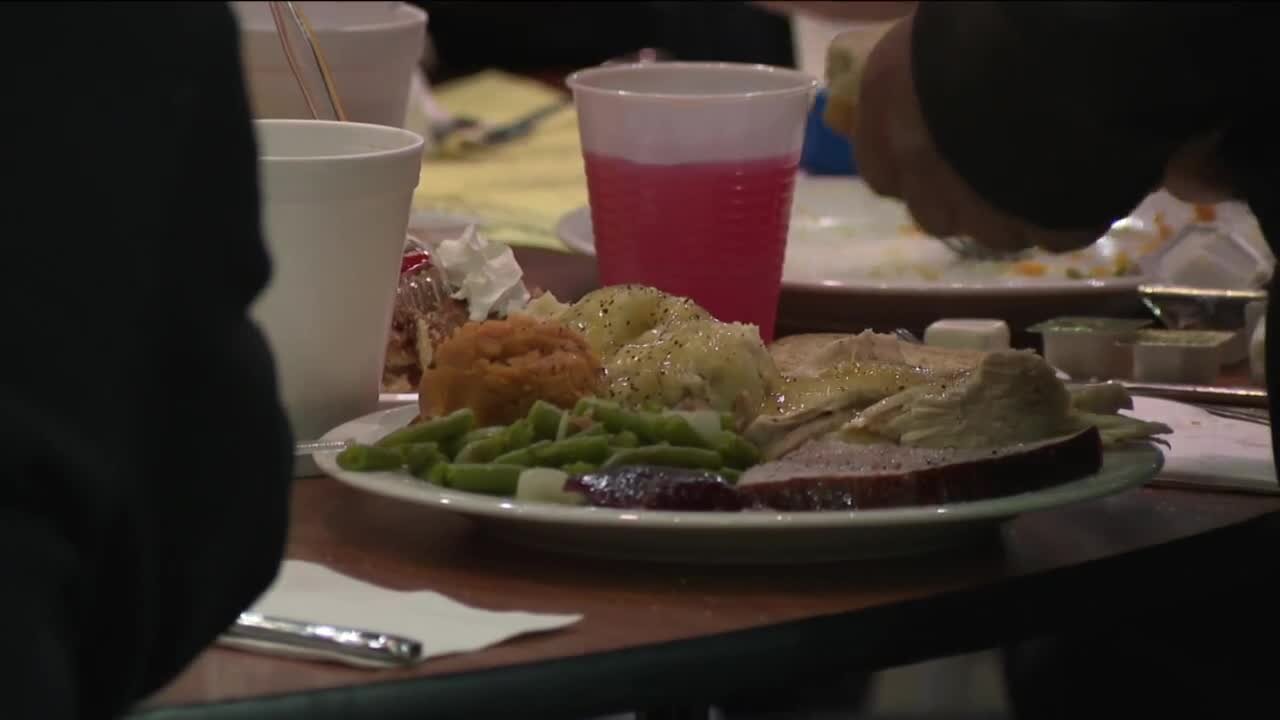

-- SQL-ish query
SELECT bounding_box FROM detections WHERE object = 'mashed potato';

[419,315,604,426]
[558,286,782,422]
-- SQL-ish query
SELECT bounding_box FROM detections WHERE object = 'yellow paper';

[413,70,587,251]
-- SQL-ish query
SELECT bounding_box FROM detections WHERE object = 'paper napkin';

[1129,396,1277,494]
[219,560,582,668]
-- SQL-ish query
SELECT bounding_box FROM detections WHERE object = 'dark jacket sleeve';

[910,1,1269,233]
[0,3,293,717]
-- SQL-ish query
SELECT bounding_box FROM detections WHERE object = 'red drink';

[583,152,799,343]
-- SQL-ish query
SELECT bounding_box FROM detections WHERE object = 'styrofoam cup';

[232,2,427,128]
[252,120,424,452]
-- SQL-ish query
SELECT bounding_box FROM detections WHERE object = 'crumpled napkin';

[219,561,582,668]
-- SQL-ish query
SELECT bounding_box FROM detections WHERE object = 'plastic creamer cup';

[1027,316,1153,381]
[567,62,817,343]
[251,120,424,473]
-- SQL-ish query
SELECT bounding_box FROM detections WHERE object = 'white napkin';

[219,561,582,668]
[1129,396,1278,494]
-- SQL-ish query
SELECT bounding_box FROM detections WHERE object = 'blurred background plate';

[558,175,1267,335]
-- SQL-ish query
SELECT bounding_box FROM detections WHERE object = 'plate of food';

[326,270,1171,564]
[556,177,1262,332]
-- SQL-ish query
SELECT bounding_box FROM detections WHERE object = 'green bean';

[574,397,615,416]
[577,423,609,437]
[445,426,505,458]
[527,400,564,441]
[375,409,475,449]
[455,435,508,464]
[717,467,742,485]
[504,419,536,450]
[713,431,761,470]
[400,442,446,476]
[445,464,523,496]
[425,462,449,486]
[460,426,507,446]
[337,444,404,472]
[575,398,659,442]
[561,461,599,475]
[555,411,601,441]
[721,412,738,431]
[532,435,612,467]
[494,441,551,467]
[603,445,723,470]
[655,415,711,448]
[609,431,639,448]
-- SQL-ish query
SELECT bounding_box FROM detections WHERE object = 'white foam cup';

[251,119,424,458]
[232,2,428,128]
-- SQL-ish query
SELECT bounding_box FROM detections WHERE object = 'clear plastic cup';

[567,62,817,343]
[251,120,423,471]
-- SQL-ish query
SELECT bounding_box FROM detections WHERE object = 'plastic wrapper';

[382,237,471,393]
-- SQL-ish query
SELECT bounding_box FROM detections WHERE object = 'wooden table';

[136,247,1280,719]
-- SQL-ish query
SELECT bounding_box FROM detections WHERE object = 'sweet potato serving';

[419,315,605,426]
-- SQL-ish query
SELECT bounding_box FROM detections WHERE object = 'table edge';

[133,506,1280,719]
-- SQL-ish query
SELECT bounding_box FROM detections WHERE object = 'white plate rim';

[554,205,1147,297]
[316,405,1164,531]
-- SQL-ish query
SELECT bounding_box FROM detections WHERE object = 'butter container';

[1122,329,1235,385]
[1027,316,1152,380]
[924,318,1011,351]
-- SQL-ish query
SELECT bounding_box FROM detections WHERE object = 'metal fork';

[937,236,1024,262]
[428,48,668,150]
[1202,405,1271,426]
[434,98,573,150]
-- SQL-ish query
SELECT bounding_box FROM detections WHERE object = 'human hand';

[843,14,1242,252]
[1162,132,1236,205]
[844,14,1104,253]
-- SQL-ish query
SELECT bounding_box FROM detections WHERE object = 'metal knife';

[227,612,422,667]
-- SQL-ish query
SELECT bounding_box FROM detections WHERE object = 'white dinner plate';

[315,404,1165,564]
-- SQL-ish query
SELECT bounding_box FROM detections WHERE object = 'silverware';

[1117,380,1269,408]
[1148,478,1280,496]
[1201,405,1271,426]
[937,236,1025,262]
[429,48,667,150]
[228,612,422,667]
[441,99,573,150]
[295,439,352,456]
[897,327,1269,412]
